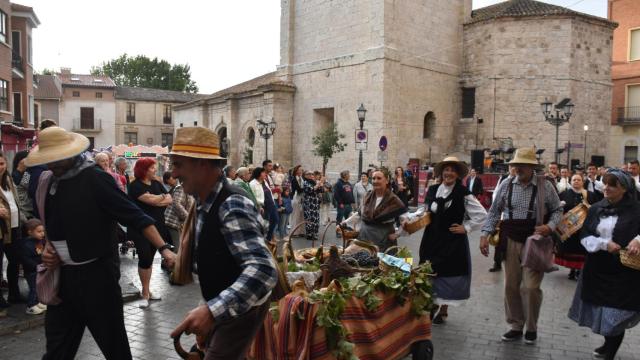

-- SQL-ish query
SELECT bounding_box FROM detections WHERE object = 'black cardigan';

[45,166,155,262]
[580,197,640,311]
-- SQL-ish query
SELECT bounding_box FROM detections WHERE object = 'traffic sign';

[377,150,388,161]
[355,129,368,143]
[356,142,368,150]
[379,136,388,151]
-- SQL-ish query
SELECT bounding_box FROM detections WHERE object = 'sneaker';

[524,331,537,345]
[501,330,523,342]
[26,305,45,315]
[139,299,150,309]
[36,303,47,310]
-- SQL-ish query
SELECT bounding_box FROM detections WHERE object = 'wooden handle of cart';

[173,332,204,360]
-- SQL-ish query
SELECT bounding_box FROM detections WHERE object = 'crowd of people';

[2,120,640,360]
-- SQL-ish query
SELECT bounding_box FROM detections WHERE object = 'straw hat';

[24,127,90,167]
[169,127,225,160]
[434,156,469,178]
[508,148,543,167]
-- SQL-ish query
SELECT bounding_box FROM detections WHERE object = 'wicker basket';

[620,249,640,271]
[404,213,431,234]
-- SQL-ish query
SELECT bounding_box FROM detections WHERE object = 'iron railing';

[617,106,640,125]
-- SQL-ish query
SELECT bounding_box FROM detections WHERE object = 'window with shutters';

[126,102,135,122]
[630,28,640,61]
[80,107,94,129]
[124,132,138,145]
[461,88,475,118]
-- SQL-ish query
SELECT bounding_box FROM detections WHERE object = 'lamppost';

[540,98,574,163]
[356,104,367,176]
[583,124,589,165]
[257,117,276,161]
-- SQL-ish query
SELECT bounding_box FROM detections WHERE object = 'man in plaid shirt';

[480,148,562,346]
[169,127,277,359]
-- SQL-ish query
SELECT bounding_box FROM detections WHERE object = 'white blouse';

[249,179,265,206]
[1,188,19,229]
[581,216,620,253]
[429,184,488,234]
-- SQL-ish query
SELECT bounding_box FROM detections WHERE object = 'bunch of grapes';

[342,251,379,267]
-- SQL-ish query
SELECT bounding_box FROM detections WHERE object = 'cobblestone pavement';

[0,224,638,359]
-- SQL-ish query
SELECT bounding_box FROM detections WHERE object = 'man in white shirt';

[628,160,640,191]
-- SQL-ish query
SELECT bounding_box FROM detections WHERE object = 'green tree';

[91,54,199,93]
[39,68,56,75]
[312,123,347,175]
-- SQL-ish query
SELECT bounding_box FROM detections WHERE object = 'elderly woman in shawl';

[568,169,640,360]
[339,168,406,252]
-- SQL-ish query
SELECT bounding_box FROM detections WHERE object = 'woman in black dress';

[568,169,640,360]
[556,174,596,280]
[128,158,173,308]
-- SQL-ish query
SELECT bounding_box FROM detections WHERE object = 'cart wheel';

[411,340,433,360]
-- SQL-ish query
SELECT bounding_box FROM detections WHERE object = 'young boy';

[23,218,47,315]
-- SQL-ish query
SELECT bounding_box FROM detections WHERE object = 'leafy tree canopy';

[312,123,347,175]
[91,54,198,93]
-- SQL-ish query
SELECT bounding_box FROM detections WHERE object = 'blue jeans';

[277,212,290,239]
[266,205,280,241]
[336,204,353,225]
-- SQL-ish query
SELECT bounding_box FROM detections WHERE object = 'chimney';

[60,67,71,75]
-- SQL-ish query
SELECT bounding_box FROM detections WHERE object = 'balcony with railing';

[617,106,640,126]
[12,51,24,78]
[163,116,172,124]
[72,118,102,132]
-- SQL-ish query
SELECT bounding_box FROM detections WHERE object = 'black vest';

[195,183,246,302]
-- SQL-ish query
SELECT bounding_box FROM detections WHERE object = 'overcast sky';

[26,0,606,94]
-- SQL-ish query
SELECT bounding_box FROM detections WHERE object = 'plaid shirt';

[196,180,276,321]
[164,185,192,230]
[481,175,562,236]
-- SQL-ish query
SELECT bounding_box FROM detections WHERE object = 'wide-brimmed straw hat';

[24,127,90,167]
[169,127,225,160]
[434,156,469,178]
[508,148,543,168]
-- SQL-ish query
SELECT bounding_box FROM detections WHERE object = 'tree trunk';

[322,158,328,176]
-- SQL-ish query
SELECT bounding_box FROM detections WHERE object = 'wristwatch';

[158,243,175,253]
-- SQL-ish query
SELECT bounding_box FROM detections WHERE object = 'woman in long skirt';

[556,174,596,280]
[417,157,487,324]
[289,165,305,236]
[568,170,640,360]
[302,170,322,240]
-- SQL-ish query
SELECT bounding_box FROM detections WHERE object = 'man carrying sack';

[169,127,277,360]
[25,127,176,359]
[479,148,562,345]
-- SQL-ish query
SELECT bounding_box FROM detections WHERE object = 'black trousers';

[42,258,131,360]
[1,228,24,299]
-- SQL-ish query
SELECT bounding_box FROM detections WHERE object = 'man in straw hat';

[168,127,277,359]
[25,127,176,359]
[480,147,562,345]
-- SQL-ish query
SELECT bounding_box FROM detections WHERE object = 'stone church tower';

[278,0,472,174]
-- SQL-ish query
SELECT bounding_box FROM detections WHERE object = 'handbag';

[488,221,501,247]
[36,262,61,305]
[521,175,555,273]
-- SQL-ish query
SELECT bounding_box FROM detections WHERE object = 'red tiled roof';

[58,73,116,88]
[468,0,616,27]
[180,72,294,107]
[34,75,62,99]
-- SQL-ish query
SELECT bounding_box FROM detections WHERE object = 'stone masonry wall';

[461,16,614,166]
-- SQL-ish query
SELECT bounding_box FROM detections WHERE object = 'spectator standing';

[353,172,373,211]
[234,167,258,207]
[223,165,236,184]
[277,187,293,239]
[164,172,192,253]
[128,158,174,308]
[333,170,355,236]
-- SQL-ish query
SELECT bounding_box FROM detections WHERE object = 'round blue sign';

[379,136,387,151]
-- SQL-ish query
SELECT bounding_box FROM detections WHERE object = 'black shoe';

[432,313,445,324]
[501,330,523,342]
[489,265,502,272]
[593,344,607,358]
[524,331,537,345]
[568,269,576,280]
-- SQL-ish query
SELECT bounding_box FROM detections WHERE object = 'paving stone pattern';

[0,225,638,359]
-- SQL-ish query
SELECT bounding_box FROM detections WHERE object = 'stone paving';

[0,224,639,359]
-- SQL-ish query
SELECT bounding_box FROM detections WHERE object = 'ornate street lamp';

[257,117,277,161]
[356,104,367,176]
[541,98,574,163]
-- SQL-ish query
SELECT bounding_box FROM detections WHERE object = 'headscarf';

[588,168,637,221]
[607,168,637,201]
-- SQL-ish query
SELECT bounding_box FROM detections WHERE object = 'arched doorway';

[423,112,435,139]
[218,127,228,158]
[244,127,255,165]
